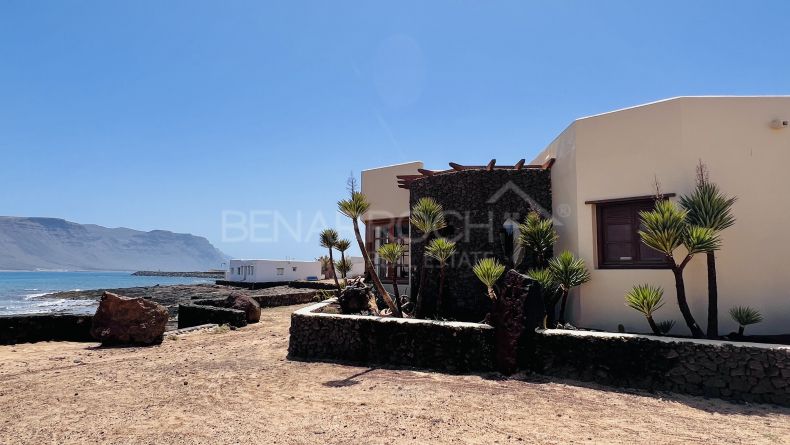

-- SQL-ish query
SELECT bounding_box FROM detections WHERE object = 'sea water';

[0,271,213,315]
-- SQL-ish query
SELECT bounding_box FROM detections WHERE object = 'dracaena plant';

[377,242,406,313]
[729,306,762,336]
[518,211,558,267]
[548,251,590,325]
[527,267,561,328]
[334,238,352,279]
[679,162,736,339]
[425,237,456,316]
[625,284,665,335]
[639,199,720,338]
[319,228,341,292]
[410,197,447,318]
[338,191,400,317]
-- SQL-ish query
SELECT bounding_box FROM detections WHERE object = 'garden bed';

[532,329,790,406]
[287,298,495,373]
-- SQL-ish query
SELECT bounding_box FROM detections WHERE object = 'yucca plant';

[334,239,352,279]
[680,163,737,339]
[425,237,457,315]
[319,228,341,292]
[518,211,559,267]
[639,199,719,338]
[656,320,675,335]
[377,242,406,313]
[473,257,506,302]
[527,267,561,327]
[334,258,353,286]
[410,197,447,317]
[338,191,401,317]
[625,284,665,335]
[729,306,762,336]
[548,251,591,325]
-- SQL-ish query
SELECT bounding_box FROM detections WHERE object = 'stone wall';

[178,302,247,329]
[288,299,495,373]
[0,314,94,345]
[532,329,790,406]
[215,280,336,291]
[409,169,552,321]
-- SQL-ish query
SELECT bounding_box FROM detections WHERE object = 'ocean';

[0,271,214,316]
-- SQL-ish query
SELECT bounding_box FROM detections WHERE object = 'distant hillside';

[0,217,229,271]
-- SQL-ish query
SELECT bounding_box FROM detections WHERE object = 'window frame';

[591,194,675,270]
[365,217,410,284]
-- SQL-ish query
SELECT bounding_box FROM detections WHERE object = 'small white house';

[226,259,322,283]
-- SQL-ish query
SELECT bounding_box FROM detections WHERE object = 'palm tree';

[473,258,506,302]
[679,164,737,339]
[410,197,447,317]
[334,238,352,279]
[639,199,719,338]
[518,210,558,267]
[425,237,457,316]
[319,228,341,292]
[625,284,665,335]
[729,306,762,336]
[548,251,591,325]
[377,242,405,313]
[338,192,401,317]
[334,258,353,284]
[527,267,560,327]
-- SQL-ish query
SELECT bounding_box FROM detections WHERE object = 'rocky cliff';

[0,217,228,271]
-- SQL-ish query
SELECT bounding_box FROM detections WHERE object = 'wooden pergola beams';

[397,158,555,189]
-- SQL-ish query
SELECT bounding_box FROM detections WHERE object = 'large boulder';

[225,293,261,323]
[90,292,169,345]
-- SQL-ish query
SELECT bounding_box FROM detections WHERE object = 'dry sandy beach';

[1,304,788,445]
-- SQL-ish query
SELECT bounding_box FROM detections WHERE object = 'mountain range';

[0,217,228,271]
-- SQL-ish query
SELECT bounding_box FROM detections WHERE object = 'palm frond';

[729,306,763,326]
[335,239,352,253]
[638,200,687,256]
[517,211,558,256]
[319,228,339,249]
[680,182,737,232]
[528,267,561,304]
[338,192,371,220]
[472,257,505,288]
[547,251,590,290]
[625,284,664,317]
[683,225,721,255]
[377,242,405,264]
[334,258,353,275]
[425,237,457,264]
[410,197,447,234]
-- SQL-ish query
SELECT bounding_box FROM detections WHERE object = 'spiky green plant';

[377,242,406,312]
[729,306,762,335]
[528,267,560,327]
[625,284,665,335]
[319,228,341,292]
[334,238,352,279]
[334,258,353,286]
[547,251,590,325]
[425,238,457,315]
[338,192,400,317]
[639,199,720,338]
[518,211,558,267]
[473,257,505,302]
[410,197,448,317]
[680,167,737,339]
[656,320,675,335]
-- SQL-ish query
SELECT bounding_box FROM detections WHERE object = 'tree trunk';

[328,249,341,292]
[647,315,661,335]
[415,257,429,318]
[672,266,705,338]
[738,325,745,336]
[390,266,402,314]
[352,219,401,317]
[558,289,570,325]
[339,251,347,279]
[437,264,446,316]
[706,251,718,339]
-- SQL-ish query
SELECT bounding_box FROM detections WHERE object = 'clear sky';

[2,1,790,261]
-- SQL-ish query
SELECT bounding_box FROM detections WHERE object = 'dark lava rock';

[225,293,261,323]
[90,291,169,345]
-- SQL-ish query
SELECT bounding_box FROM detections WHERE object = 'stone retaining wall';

[178,302,247,329]
[0,314,94,345]
[288,299,495,373]
[215,280,335,291]
[533,329,790,406]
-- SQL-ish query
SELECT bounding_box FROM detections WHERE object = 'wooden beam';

[486,159,496,171]
[584,193,676,205]
[417,168,435,176]
[514,159,525,170]
[396,174,422,180]
[541,158,556,170]
[449,162,465,171]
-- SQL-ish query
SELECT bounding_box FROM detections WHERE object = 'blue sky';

[2,1,790,261]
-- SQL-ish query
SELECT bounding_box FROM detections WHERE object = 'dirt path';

[1,304,788,444]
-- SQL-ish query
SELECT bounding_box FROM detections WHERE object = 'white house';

[226,257,365,283]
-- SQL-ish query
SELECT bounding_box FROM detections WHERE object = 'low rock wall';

[0,314,94,345]
[177,303,247,329]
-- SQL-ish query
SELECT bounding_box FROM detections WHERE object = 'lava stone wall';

[409,169,552,321]
[178,303,247,329]
[533,330,790,406]
[288,299,495,373]
[0,314,94,345]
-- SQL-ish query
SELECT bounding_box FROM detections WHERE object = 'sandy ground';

[1,305,788,445]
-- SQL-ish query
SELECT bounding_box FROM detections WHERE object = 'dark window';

[365,218,410,282]
[595,198,668,269]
